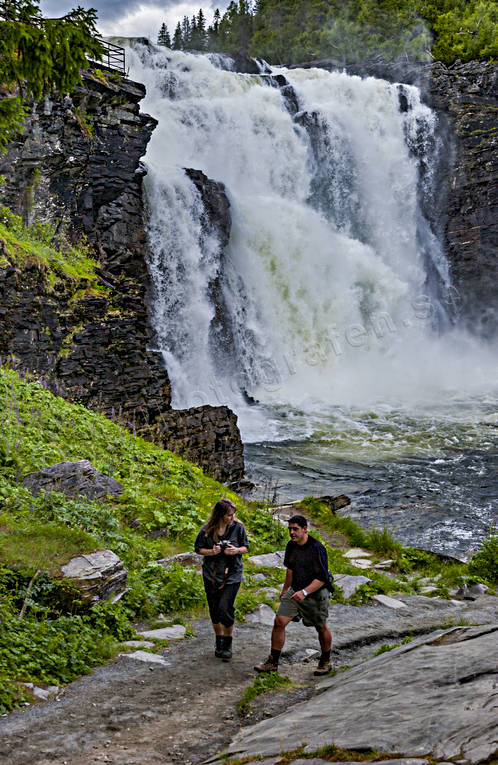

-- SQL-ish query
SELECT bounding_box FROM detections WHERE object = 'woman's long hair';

[204,498,236,540]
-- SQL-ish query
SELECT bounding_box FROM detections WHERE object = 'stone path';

[0,594,497,765]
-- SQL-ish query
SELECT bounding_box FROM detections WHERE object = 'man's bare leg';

[314,624,333,676]
[271,614,292,650]
[317,624,332,653]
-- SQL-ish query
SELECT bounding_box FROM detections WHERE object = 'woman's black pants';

[203,578,241,627]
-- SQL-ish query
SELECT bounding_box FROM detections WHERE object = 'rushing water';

[128,45,497,559]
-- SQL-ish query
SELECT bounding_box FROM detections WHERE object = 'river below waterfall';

[127,44,497,561]
[243,398,497,560]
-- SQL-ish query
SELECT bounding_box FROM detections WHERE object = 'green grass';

[0,205,105,290]
[0,516,98,574]
[237,671,292,712]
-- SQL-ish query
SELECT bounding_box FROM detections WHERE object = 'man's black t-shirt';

[283,534,329,592]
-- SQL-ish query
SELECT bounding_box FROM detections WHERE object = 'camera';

[218,540,232,551]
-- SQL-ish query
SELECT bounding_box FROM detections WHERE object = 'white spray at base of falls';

[129,46,497,444]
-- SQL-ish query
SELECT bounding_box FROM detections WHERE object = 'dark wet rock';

[0,71,245,484]
[317,494,351,512]
[230,52,263,74]
[23,459,123,502]
[183,168,238,387]
[60,550,128,604]
[150,404,244,484]
[0,66,171,427]
[184,169,231,252]
[220,625,498,764]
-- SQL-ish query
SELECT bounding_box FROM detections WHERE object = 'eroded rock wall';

[0,68,170,424]
[0,67,244,482]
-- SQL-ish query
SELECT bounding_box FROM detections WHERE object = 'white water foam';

[128,46,497,444]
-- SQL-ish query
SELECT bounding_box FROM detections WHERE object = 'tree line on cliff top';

[158,0,497,66]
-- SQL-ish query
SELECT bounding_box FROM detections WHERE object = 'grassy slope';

[0,366,288,712]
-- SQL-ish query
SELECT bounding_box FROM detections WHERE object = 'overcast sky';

[39,1,227,39]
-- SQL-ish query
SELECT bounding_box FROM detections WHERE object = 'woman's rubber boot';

[215,635,224,658]
[219,636,232,661]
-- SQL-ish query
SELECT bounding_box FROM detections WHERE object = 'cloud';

[39,1,226,24]
[39,1,228,39]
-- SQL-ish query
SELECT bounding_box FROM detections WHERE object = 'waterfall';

[128,46,496,443]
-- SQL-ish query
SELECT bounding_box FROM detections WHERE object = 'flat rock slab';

[343,548,372,558]
[221,625,498,765]
[334,573,371,599]
[248,551,286,568]
[122,640,154,649]
[255,587,279,599]
[119,651,170,666]
[373,594,408,609]
[348,558,373,569]
[245,604,277,626]
[156,552,203,569]
[137,625,186,640]
[23,459,122,501]
[291,761,429,765]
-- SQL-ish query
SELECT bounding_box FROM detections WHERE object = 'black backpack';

[325,569,338,595]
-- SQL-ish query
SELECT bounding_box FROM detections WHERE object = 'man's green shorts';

[277,587,329,628]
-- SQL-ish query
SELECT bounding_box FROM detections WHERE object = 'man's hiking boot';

[254,656,279,673]
[313,656,331,676]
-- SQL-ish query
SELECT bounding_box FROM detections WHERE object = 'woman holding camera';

[195,498,249,660]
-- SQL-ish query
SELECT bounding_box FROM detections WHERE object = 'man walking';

[254,515,332,676]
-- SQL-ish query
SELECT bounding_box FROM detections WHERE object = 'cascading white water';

[130,45,495,434]
[128,45,497,556]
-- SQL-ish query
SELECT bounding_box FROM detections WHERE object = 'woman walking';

[195,498,249,660]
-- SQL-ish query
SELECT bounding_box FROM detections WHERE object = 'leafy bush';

[0,608,114,688]
[0,566,83,617]
[124,563,205,621]
[468,533,498,585]
[0,205,104,287]
[88,601,135,641]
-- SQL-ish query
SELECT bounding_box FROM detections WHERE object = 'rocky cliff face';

[428,61,497,337]
[291,59,498,337]
[0,67,244,483]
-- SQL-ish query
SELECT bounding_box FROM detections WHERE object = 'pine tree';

[172,21,183,49]
[157,22,171,47]
[181,15,191,48]
[190,14,199,49]
[208,8,221,50]
[0,0,104,150]
[197,8,208,50]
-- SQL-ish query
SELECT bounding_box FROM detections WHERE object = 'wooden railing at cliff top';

[0,10,126,76]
